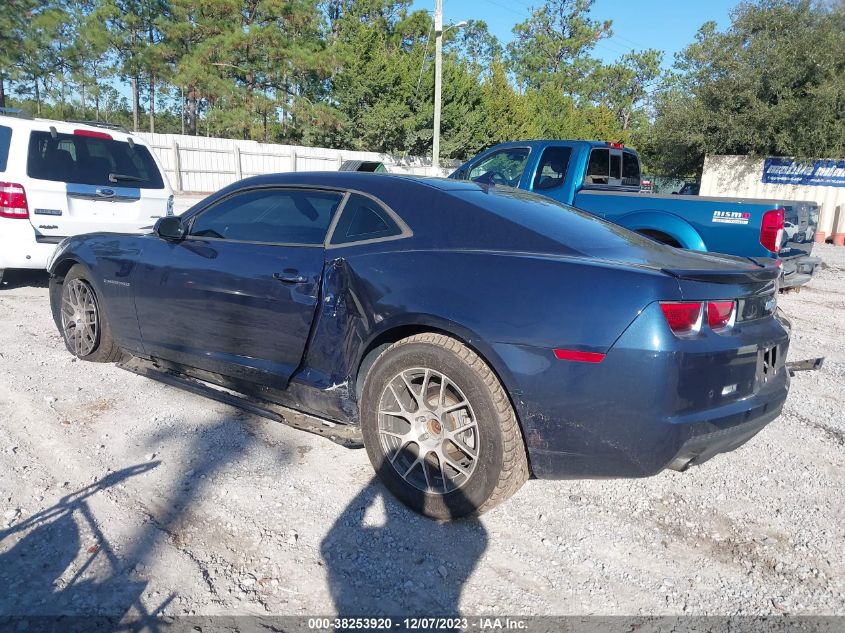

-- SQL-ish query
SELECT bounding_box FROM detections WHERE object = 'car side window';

[0,125,13,172]
[189,188,344,245]
[622,151,640,186]
[586,148,609,184]
[467,148,529,187]
[330,193,403,245]
[532,146,572,191]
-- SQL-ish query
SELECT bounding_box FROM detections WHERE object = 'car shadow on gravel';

[0,269,50,290]
[0,413,287,629]
[0,462,164,622]
[321,466,487,618]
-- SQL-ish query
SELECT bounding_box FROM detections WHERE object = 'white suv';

[0,110,173,285]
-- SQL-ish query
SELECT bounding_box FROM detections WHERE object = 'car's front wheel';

[360,333,529,520]
[59,266,122,362]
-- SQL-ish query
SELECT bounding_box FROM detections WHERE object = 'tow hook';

[786,357,825,376]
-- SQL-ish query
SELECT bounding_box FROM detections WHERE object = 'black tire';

[360,333,529,520]
[58,265,122,362]
[0,269,5,286]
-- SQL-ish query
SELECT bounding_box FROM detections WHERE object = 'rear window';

[622,151,640,186]
[0,125,11,172]
[27,131,164,189]
[586,149,609,184]
[454,187,666,258]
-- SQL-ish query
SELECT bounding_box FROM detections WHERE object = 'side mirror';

[155,216,186,240]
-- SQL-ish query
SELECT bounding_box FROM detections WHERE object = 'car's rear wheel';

[360,333,529,520]
[59,266,122,362]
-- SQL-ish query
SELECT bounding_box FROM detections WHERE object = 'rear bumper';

[496,303,791,480]
[526,371,788,478]
[0,220,57,270]
[666,409,779,472]
[780,255,821,289]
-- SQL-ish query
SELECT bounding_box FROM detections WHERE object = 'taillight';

[660,302,703,337]
[760,208,785,253]
[707,301,736,331]
[0,182,29,219]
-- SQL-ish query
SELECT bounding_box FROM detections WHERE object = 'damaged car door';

[134,187,344,388]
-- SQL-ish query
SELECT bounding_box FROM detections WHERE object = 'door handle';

[273,271,308,284]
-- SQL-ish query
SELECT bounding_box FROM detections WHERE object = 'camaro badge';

[712,210,751,225]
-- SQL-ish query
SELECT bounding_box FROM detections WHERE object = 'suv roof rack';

[0,106,33,120]
[66,119,129,133]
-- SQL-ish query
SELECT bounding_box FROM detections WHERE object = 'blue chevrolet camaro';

[48,172,790,519]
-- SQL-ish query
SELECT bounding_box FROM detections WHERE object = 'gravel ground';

[0,243,843,619]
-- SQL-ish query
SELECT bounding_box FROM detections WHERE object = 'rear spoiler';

[661,260,780,284]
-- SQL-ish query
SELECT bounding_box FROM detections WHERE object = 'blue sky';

[411,0,739,68]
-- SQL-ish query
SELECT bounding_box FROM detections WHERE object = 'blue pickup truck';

[450,140,819,287]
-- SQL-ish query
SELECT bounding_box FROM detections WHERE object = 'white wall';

[700,154,845,236]
[135,132,455,194]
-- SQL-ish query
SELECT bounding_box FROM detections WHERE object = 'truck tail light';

[660,302,703,337]
[707,301,736,331]
[760,208,784,253]
[0,182,29,219]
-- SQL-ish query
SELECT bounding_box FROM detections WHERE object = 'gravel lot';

[0,242,843,619]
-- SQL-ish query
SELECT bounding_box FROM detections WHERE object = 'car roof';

[0,113,142,144]
[481,140,633,151]
[218,170,479,194]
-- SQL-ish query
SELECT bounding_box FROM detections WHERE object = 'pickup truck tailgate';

[779,201,819,257]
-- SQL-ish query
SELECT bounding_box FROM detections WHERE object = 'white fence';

[134,132,454,194]
[701,154,845,237]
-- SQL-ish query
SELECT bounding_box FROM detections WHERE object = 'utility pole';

[433,0,443,174]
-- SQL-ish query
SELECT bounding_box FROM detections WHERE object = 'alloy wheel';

[377,368,480,494]
[61,279,100,357]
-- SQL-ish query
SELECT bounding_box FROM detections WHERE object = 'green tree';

[172,0,328,141]
[11,3,66,115]
[447,20,502,76]
[479,60,534,143]
[507,0,611,95]
[65,0,113,120]
[94,0,169,131]
[0,0,42,107]
[591,49,662,132]
[646,0,845,177]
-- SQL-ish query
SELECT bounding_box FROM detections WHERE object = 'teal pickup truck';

[450,140,819,288]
